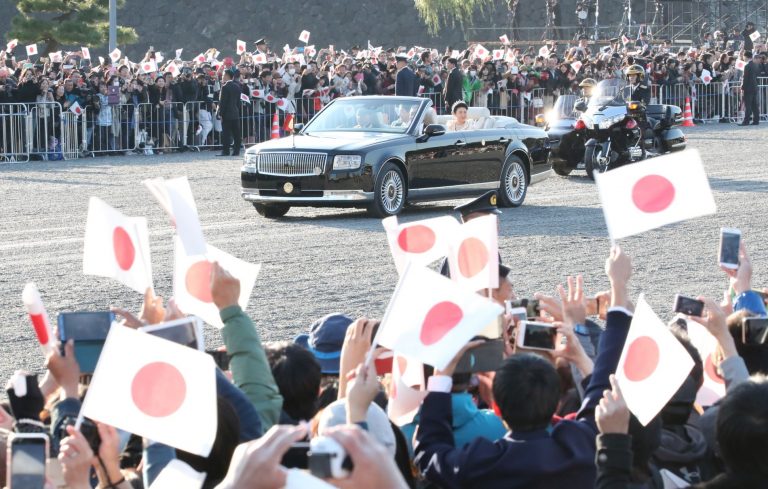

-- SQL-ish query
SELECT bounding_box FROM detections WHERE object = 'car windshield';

[588,79,628,107]
[302,98,422,134]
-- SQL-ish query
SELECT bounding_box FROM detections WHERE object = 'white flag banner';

[572,60,583,73]
[83,197,153,294]
[109,48,121,63]
[750,30,761,42]
[474,44,489,59]
[735,59,746,71]
[615,296,695,425]
[26,44,38,57]
[236,40,247,55]
[81,47,91,60]
[387,354,426,425]
[49,51,62,63]
[299,30,311,43]
[447,214,499,291]
[149,460,205,489]
[141,59,158,74]
[80,325,217,456]
[173,237,261,329]
[143,176,207,257]
[175,48,183,59]
[684,319,726,407]
[382,215,459,274]
[374,265,504,370]
[595,149,716,241]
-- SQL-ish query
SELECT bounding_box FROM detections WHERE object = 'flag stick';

[364,262,412,369]
[74,412,84,431]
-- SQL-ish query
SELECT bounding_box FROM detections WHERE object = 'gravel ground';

[0,124,766,383]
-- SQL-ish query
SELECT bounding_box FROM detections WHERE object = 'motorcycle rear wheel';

[585,145,610,181]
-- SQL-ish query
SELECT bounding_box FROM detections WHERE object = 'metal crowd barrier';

[0,103,30,162]
[184,101,221,150]
[135,102,184,154]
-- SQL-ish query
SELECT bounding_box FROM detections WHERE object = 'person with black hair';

[216,69,242,156]
[264,341,322,424]
[740,51,760,126]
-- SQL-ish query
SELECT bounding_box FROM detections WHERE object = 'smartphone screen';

[58,312,114,374]
[719,228,741,268]
[9,436,47,489]
[519,321,557,350]
[509,299,540,319]
[673,295,705,317]
[140,317,203,351]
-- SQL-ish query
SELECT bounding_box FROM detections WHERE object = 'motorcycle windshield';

[553,95,580,118]
[588,79,628,107]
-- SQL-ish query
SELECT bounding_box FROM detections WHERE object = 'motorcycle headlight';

[598,115,625,129]
[243,153,259,170]
[333,155,362,171]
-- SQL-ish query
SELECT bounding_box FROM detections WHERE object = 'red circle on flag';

[420,301,464,346]
[457,237,489,278]
[185,260,214,303]
[131,362,187,417]
[397,225,436,254]
[705,352,725,385]
[113,227,135,271]
[623,335,660,382]
[631,175,676,213]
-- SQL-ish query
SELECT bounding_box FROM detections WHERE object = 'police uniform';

[440,191,502,277]
[628,82,650,104]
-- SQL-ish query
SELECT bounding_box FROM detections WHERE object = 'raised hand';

[595,375,630,434]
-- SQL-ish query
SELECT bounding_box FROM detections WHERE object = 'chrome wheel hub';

[505,163,526,203]
[380,170,404,213]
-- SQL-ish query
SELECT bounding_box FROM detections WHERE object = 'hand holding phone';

[516,321,558,351]
[7,433,48,489]
[718,228,741,270]
[673,294,705,317]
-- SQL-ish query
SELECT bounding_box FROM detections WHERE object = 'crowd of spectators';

[0,22,766,159]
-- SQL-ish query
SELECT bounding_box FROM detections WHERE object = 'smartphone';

[719,228,741,269]
[455,339,505,373]
[508,298,541,319]
[58,311,115,374]
[673,294,705,317]
[140,317,204,351]
[516,321,557,351]
[7,433,49,489]
[281,442,310,470]
[742,317,768,345]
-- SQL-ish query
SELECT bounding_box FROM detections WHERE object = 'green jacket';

[463,76,482,103]
[220,305,283,430]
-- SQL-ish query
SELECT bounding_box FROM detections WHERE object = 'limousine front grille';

[257,152,327,177]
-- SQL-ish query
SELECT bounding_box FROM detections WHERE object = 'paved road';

[1,124,766,382]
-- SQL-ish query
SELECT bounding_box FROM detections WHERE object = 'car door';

[460,128,508,186]
[406,131,471,191]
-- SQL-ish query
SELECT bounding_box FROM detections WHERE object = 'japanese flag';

[406,48,415,59]
[305,45,316,57]
[6,39,18,52]
[80,325,217,457]
[175,48,183,59]
[685,319,726,407]
[81,47,91,59]
[538,45,550,57]
[387,354,426,426]
[49,51,62,63]
[595,149,716,241]
[166,62,180,77]
[83,197,153,295]
[499,34,510,45]
[98,56,105,66]
[149,460,205,489]
[69,101,84,116]
[382,215,460,274]
[299,30,311,43]
[26,43,38,57]
[251,89,265,98]
[264,94,276,103]
[143,176,207,257]
[253,53,267,64]
[155,52,164,64]
[447,214,499,291]
[173,237,261,329]
[276,98,289,111]
[417,85,425,96]
[622,35,631,45]
[240,93,251,104]
[374,265,503,370]
[701,69,712,85]
[141,59,158,74]
[750,30,761,42]
[572,60,583,73]
[474,44,489,59]
[735,59,746,71]
[431,74,441,85]
[615,295,695,425]
[506,51,517,63]
[109,48,121,63]
[236,40,247,55]
[492,49,504,61]
[195,53,206,63]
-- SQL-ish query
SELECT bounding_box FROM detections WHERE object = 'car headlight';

[332,155,362,171]
[243,153,259,170]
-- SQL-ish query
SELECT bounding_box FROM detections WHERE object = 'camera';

[308,436,353,479]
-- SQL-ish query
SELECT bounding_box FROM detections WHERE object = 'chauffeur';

[440,190,502,277]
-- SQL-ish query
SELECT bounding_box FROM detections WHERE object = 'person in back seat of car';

[446,101,476,131]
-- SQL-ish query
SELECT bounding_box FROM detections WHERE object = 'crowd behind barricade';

[1,21,768,162]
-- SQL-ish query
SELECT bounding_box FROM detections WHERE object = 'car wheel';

[253,203,290,218]
[553,163,573,176]
[368,162,406,217]
[499,155,528,207]
[585,145,610,181]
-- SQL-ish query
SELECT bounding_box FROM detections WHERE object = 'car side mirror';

[292,123,304,134]
[424,124,446,137]
[575,101,588,112]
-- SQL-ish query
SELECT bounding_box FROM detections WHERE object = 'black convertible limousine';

[241,96,551,218]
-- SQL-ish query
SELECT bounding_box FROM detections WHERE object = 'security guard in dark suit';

[440,190,502,277]
[395,55,419,97]
[217,69,243,156]
[444,57,464,110]
[740,51,760,126]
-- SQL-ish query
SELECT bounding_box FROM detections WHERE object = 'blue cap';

[294,313,354,374]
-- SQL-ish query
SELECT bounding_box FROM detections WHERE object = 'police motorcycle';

[536,78,597,176]
[577,66,686,180]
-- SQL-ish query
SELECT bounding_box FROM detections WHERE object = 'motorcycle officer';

[625,64,650,104]
[576,78,597,108]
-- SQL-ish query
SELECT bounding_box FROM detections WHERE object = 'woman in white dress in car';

[445,101,476,131]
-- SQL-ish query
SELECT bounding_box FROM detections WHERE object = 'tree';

[414,0,496,35]
[7,0,138,55]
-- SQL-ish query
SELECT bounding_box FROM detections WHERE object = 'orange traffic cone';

[270,112,280,139]
[682,97,695,127]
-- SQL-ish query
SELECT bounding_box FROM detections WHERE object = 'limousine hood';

[245,131,408,154]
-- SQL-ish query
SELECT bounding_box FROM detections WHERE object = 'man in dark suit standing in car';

[395,55,419,96]
[443,57,464,112]
[740,51,760,126]
[217,68,243,156]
